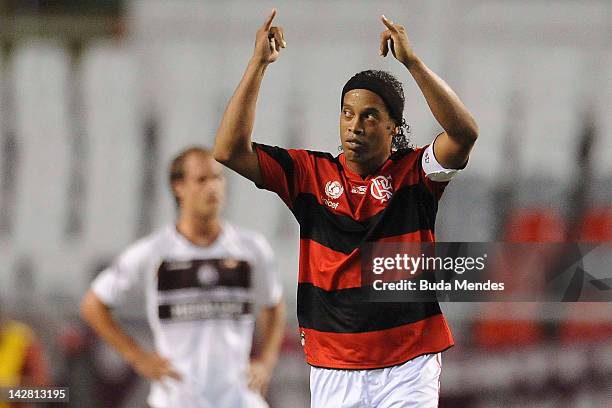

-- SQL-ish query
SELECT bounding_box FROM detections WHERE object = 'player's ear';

[385,118,399,136]
[386,123,399,137]
[172,180,184,200]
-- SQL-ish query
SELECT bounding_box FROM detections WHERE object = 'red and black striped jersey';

[253,142,454,369]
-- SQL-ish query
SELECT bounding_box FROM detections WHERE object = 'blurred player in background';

[0,300,51,408]
[81,147,285,408]
[214,9,478,407]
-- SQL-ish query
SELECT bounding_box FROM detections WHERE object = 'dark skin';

[379,15,478,168]
[214,9,477,184]
[340,89,398,176]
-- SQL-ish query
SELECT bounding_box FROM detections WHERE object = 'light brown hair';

[169,146,213,207]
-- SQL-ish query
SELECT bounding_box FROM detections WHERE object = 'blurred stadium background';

[0,0,611,407]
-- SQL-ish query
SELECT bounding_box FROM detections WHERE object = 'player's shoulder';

[390,146,421,160]
[281,146,339,170]
[223,222,273,255]
[120,225,175,259]
[224,222,269,245]
[299,148,341,177]
[388,146,423,169]
[255,142,339,167]
[302,148,338,163]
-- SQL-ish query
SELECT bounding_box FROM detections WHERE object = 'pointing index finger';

[263,8,277,31]
[381,15,396,31]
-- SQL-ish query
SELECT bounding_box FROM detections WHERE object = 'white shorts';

[310,353,441,408]
[148,380,268,408]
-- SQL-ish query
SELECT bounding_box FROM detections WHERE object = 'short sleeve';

[252,142,310,208]
[91,241,150,307]
[251,234,283,308]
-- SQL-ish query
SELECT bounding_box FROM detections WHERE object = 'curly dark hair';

[342,70,412,152]
[392,118,412,152]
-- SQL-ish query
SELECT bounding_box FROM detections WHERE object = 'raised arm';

[213,9,286,185]
[380,15,478,169]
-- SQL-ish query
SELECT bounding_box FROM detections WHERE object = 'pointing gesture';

[379,15,418,68]
[253,8,287,65]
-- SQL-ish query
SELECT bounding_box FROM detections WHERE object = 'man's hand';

[248,357,274,397]
[252,9,286,65]
[379,13,479,167]
[379,15,418,68]
[130,350,182,382]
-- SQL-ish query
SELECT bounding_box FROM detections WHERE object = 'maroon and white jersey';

[91,222,282,408]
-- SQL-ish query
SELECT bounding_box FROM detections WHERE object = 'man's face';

[340,89,396,169]
[174,153,225,219]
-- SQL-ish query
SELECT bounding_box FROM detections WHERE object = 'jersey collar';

[171,221,228,250]
[338,152,393,182]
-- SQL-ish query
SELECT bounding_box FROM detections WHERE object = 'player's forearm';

[80,291,144,364]
[257,301,286,367]
[214,59,268,163]
[406,58,478,145]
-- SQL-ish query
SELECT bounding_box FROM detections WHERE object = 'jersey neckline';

[338,152,395,182]
[170,221,229,251]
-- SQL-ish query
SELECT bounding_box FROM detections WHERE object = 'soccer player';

[214,9,478,407]
[81,147,285,408]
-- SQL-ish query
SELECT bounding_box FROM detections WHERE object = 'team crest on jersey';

[197,264,219,286]
[370,175,393,203]
[325,180,344,199]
